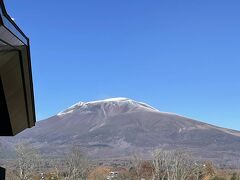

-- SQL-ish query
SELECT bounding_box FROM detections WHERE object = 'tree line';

[3,142,240,180]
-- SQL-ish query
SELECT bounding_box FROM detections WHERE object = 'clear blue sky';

[5,0,240,130]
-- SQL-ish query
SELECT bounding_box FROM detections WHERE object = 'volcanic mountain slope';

[2,98,240,166]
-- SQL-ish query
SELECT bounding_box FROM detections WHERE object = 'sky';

[5,0,240,130]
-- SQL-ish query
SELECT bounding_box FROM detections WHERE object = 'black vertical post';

[0,78,12,135]
[0,167,5,180]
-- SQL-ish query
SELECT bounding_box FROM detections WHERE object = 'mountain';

[1,97,240,167]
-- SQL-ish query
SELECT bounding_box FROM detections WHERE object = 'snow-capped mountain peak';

[57,97,159,116]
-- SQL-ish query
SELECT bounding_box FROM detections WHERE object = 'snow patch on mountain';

[57,102,85,116]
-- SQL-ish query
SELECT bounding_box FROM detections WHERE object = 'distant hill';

[1,97,240,167]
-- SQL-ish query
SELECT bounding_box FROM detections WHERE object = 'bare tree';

[64,146,89,180]
[13,142,42,180]
[131,151,144,180]
[152,149,206,180]
[152,149,172,180]
[48,159,61,179]
[169,151,195,180]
